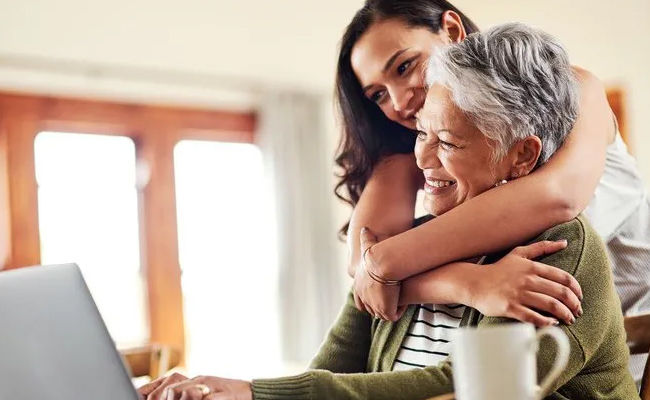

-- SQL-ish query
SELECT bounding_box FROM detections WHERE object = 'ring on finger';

[194,384,211,396]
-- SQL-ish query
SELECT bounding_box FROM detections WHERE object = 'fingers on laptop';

[137,372,188,400]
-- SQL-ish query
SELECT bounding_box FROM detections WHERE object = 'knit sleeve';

[252,362,454,400]
[306,290,373,373]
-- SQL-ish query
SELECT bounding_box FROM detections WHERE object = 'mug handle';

[535,326,570,399]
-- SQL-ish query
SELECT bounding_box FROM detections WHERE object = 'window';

[174,140,280,378]
[34,131,147,347]
[1,92,256,364]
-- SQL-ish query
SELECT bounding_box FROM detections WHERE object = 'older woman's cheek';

[414,141,427,170]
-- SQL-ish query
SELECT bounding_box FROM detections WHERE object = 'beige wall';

[0,0,360,107]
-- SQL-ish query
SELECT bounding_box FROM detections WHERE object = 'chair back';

[120,344,181,380]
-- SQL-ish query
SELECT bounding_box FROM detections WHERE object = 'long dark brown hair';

[334,0,479,237]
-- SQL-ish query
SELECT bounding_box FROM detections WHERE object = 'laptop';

[0,264,140,399]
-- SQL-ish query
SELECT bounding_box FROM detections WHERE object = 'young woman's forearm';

[399,262,478,306]
[346,153,422,276]
[372,68,613,281]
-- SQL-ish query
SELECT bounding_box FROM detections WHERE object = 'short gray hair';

[426,23,579,165]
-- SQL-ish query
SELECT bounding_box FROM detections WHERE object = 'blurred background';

[0,0,648,382]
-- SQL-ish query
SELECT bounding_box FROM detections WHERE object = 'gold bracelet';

[363,247,401,286]
[366,267,401,286]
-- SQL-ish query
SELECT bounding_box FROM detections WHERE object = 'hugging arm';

[346,152,422,278]
[398,239,582,326]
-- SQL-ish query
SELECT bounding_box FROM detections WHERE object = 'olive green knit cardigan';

[252,216,639,400]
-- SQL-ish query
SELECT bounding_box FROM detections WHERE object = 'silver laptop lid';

[0,264,140,400]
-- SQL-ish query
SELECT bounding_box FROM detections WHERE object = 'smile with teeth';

[424,178,456,194]
[426,179,455,188]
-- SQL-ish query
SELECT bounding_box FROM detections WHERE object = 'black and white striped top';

[393,255,486,371]
[392,303,466,370]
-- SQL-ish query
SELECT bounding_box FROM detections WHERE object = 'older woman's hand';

[138,374,252,400]
[137,373,189,399]
[353,227,406,322]
[468,240,583,326]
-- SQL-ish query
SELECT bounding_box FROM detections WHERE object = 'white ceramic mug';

[451,324,570,400]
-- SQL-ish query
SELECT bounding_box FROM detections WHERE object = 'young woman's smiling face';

[350,18,451,130]
[415,84,513,216]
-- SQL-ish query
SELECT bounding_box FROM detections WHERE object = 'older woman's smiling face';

[415,84,513,216]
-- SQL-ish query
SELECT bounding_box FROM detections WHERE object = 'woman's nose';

[388,87,414,118]
[415,138,441,170]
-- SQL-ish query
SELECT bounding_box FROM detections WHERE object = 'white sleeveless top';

[393,257,486,371]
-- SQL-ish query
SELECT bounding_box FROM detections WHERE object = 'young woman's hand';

[138,373,252,400]
[353,227,406,322]
[468,240,583,326]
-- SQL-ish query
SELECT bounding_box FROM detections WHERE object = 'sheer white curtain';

[256,91,344,367]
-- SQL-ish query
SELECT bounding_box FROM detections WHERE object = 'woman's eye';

[397,60,412,76]
[416,130,427,140]
[439,140,456,150]
[369,90,386,104]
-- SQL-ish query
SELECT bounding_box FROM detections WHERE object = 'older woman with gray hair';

[138,23,639,400]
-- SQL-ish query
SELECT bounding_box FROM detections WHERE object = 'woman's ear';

[440,11,467,43]
[509,136,542,178]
